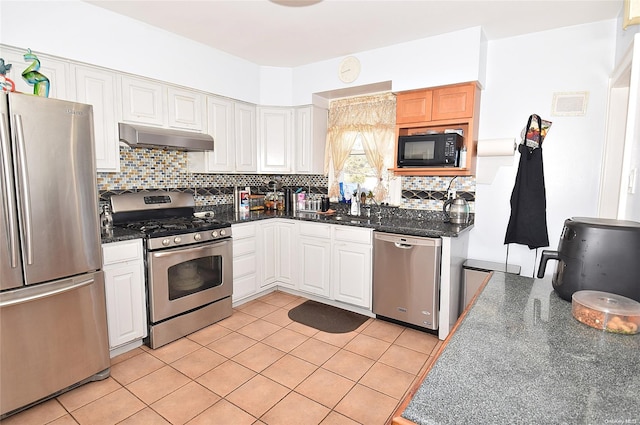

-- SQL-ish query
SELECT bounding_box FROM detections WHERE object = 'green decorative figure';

[22,49,49,97]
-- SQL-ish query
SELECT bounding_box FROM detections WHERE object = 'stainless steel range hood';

[118,123,214,151]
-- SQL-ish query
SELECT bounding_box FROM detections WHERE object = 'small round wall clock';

[338,56,361,83]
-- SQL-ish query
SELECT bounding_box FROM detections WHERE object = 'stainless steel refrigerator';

[0,92,110,417]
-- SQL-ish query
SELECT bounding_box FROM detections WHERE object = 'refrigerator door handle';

[0,276,95,308]
[13,114,34,265]
[0,112,19,268]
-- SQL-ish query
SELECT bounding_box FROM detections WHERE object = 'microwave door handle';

[0,112,20,268]
[14,114,33,265]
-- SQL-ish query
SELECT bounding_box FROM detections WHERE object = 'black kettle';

[443,197,470,224]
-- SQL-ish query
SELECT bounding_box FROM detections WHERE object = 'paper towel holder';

[476,138,517,185]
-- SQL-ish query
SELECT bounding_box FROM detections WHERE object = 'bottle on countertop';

[233,186,239,210]
[100,204,113,230]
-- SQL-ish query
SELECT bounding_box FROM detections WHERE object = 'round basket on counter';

[572,290,640,335]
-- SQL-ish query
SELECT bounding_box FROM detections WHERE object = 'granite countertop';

[214,209,473,238]
[401,272,640,425]
[100,226,145,244]
[101,206,473,244]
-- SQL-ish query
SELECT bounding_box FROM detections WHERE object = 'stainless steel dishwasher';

[372,232,441,330]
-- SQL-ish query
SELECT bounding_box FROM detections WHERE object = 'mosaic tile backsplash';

[97,146,475,211]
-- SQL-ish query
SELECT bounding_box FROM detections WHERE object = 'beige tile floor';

[1,291,442,425]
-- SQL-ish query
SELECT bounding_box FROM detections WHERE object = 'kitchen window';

[325,92,399,203]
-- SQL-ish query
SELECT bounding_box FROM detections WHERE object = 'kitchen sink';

[332,215,369,224]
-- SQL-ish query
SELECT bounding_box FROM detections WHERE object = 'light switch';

[629,168,637,194]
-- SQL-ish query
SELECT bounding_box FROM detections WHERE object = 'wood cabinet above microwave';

[396,82,477,124]
[393,82,481,177]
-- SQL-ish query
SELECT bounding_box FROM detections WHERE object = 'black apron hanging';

[504,114,551,249]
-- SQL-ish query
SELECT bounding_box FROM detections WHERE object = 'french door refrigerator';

[0,92,110,418]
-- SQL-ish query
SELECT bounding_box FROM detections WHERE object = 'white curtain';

[325,93,396,201]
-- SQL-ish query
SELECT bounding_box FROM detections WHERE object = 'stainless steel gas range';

[110,191,233,349]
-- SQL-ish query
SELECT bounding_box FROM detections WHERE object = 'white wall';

[260,67,293,105]
[470,20,617,277]
[0,0,261,103]
[292,26,487,104]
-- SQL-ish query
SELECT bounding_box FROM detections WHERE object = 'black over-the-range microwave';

[397,133,463,167]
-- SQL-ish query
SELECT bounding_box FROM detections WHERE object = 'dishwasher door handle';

[394,242,414,249]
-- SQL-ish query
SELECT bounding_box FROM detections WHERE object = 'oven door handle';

[150,240,230,258]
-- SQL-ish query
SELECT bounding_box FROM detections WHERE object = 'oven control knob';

[174,237,182,244]
[220,229,227,236]
[162,238,171,246]
[194,233,202,241]
[211,231,218,238]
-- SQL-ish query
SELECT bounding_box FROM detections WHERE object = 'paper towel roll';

[477,138,516,157]
[476,138,517,184]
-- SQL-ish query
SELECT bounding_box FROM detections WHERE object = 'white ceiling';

[85,0,623,67]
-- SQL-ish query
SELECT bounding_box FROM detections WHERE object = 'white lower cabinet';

[297,223,372,308]
[234,219,372,310]
[102,239,146,352]
[298,222,332,297]
[232,223,259,303]
[259,219,296,290]
[332,236,372,309]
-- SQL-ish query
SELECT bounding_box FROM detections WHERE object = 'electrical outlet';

[448,190,456,199]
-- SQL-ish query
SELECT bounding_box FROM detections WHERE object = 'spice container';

[571,290,640,335]
[249,194,265,211]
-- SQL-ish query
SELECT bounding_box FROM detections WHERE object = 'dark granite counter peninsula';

[394,272,640,425]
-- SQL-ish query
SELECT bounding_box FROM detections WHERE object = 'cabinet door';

[258,107,293,173]
[332,242,372,309]
[294,106,327,174]
[233,251,258,302]
[104,262,146,348]
[120,76,165,126]
[232,223,259,302]
[431,84,475,121]
[298,236,331,298]
[259,222,278,286]
[73,65,119,172]
[277,221,297,288]
[234,102,257,172]
[167,86,205,131]
[187,96,235,173]
[396,90,432,124]
[0,47,71,101]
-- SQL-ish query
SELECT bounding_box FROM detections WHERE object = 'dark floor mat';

[287,300,369,333]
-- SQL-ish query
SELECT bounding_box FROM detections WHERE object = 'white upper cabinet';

[72,65,119,172]
[167,86,205,132]
[119,76,165,126]
[256,105,327,174]
[0,46,71,101]
[187,96,235,172]
[189,98,256,173]
[235,102,258,172]
[294,105,327,174]
[258,106,294,173]
[119,76,206,133]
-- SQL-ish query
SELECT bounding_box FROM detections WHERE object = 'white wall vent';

[551,91,589,116]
